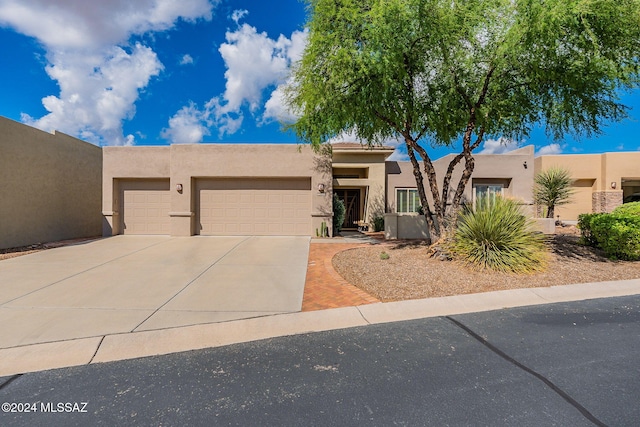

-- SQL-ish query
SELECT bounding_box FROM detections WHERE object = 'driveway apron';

[0,236,310,349]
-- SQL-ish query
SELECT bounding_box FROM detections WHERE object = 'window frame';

[396,188,421,214]
[473,183,504,206]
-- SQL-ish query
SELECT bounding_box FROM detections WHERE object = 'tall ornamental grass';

[447,195,547,273]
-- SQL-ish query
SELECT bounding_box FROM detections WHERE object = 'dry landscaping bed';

[333,227,640,302]
[0,237,101,261]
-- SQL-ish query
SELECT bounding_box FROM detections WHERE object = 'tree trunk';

[547,206,555,219]
[405,142,440,243]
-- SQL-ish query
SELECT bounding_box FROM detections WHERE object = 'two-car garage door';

[119,178,312,236]
[196,178,311,236]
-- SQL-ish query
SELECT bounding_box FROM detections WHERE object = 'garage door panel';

[197,178,311,236]
[121,180,171,235]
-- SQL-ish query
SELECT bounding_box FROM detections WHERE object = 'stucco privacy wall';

[103,144,332,237]
[0,116,102,250]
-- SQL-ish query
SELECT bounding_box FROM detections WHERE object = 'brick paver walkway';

[302,243,380,311]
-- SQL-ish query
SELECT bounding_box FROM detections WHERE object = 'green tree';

[534,167,575,219]
[286,0,640,243]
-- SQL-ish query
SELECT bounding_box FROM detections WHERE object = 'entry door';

[336,189,360,229]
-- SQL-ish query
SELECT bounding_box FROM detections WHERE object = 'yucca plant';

[446,195,547,273]
[533,167,574,219]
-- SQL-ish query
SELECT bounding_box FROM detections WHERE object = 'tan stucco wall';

[102,146,170,235]
[332,149,392,224]
[534,152,640,220]
[103,144,331,237]
[386,145,535,216]
[0,116,102,250]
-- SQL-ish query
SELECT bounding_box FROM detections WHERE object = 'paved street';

[1,295,638,426]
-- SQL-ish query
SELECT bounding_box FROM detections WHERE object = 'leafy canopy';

[288,0,640,147]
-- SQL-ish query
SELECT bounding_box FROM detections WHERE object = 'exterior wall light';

[611,182,616,189]
[523,161,528,169]
[176,183,183,193]
[317,183,325,193]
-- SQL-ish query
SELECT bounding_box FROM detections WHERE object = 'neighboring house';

[102,142,536,239]
[0,116,102,250]
[534,152,640,221]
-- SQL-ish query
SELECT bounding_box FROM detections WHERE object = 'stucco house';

[534,152,640,221]
[102,143,536,239]
[8,114,635,247]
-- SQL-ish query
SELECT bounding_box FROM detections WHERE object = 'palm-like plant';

[534,167,574,219]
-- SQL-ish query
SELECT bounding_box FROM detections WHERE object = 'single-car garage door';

[120,180,171,235]
[197,178,312,236]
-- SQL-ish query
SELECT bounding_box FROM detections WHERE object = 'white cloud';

[262,86,296,124]
[536,143,563,155]
[179,54,194,65]
[479,137,521,154]
[262,29,308,125]
[22,44,163,145]
[166,22,308,140]
[0,0,215,49]
[160,102,211,144]
[218,24,292,112]
[230,9,248,25]
[0,0,216,145]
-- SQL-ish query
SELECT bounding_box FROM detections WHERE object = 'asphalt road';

[1,295,639,426]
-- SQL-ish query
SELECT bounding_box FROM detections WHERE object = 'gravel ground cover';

[332,227,640,302]
[0,237,100,261]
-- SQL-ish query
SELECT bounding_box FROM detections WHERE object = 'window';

[474,184,503,206]
[396,188,421,213]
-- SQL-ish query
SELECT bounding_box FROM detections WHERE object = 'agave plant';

[446,195,547,273]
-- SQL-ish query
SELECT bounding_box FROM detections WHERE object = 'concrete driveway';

[0,236,310,349]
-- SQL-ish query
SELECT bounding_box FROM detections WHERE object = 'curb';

[1,279,639,377]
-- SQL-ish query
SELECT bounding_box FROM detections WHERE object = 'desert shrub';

[332,193,346,236]
[446,195,547,273]
[612,201,640,217]
[372,216,384,232]
[577,213,604,247]
[589,214,640,260]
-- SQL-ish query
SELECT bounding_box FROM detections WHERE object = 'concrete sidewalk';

[1,274,639,376]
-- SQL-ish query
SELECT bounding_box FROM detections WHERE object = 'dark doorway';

[336,189,361,229]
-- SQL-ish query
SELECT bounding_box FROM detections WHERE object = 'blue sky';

[1,0,639,160]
